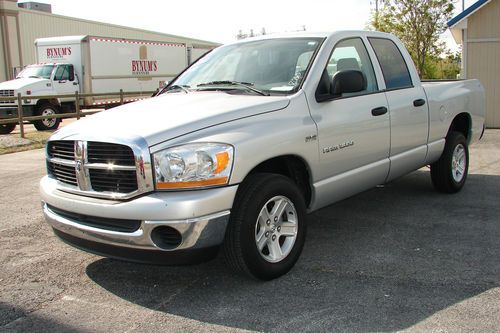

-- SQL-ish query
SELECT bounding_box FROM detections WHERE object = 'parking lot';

[0,131,499,333]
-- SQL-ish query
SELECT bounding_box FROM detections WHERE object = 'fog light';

[150,226,182,250]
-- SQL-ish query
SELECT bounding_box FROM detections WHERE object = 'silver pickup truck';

[40,31,485,280]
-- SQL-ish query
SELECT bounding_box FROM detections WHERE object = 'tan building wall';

[0,0,217,82]
[466,0,500,128]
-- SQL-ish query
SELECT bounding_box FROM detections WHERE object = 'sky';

[20,0,478,51]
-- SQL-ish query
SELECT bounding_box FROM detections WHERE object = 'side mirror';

[331,70,366,97]
[69,66,75,81]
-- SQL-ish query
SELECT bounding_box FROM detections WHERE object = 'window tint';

[369,38,412,90]
[326,38,378,97]
[54,65,70,81]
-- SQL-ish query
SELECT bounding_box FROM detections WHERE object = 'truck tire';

[0,123,16,134]
[33,104,61,131]
[430,131,469,193]
[223,173,307,280]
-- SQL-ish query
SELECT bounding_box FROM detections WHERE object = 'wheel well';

[448,113,471,141]
[36,99,59,109]
[247,155,312,207]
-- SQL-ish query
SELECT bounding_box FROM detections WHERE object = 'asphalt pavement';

[0,131,499,333]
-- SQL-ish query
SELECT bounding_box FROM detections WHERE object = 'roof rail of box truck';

[35,36,87,46]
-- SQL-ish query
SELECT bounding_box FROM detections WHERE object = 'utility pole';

[375,0,379,30]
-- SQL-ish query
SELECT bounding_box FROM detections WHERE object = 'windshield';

[172,38,323,95]
[17,65,55,79]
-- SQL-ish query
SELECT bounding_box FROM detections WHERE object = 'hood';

[0,77,50,91]
[51,92,290,146]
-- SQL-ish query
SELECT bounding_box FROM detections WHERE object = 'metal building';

[0,0,218,82]
[448,0,500,128]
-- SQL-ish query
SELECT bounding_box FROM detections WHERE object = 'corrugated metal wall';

[466,0,500,128]
[0,2,217,82]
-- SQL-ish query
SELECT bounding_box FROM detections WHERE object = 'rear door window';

[368,38,413,90]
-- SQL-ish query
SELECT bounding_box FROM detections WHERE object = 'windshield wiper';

[197,81,270,96]
[28,75,41,79]
[163,84,190,94]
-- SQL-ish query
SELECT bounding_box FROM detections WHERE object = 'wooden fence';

[0,90,154,138]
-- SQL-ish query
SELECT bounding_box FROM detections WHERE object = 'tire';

[430,131,469,193]
[0,123,16,134]
[33,104,61,131]
[223,173,307,280]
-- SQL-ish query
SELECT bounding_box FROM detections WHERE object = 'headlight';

[153,143,234,189]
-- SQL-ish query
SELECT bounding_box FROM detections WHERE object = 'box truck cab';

[0,35,193,134]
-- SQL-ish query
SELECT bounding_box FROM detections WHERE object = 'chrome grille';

[47,140,139,195]
[89,169,138,193]
[47,162,78,186]
[47,140,74,160]
[87,142,136,166]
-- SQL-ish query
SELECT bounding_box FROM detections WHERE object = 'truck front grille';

[0,90,14,104]
[89,169,138,193]
[87,142,136,166]
[47,140,139,195]
[47,162,78,186]
[47,140,74,160]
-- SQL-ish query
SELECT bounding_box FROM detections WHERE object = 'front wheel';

[0,123,16,134]
[223,173,307,280]
[430,131,469,193]
[33,104,61,131]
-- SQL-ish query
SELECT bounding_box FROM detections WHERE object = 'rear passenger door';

[368,38,429,181]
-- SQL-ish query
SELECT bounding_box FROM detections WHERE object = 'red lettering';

[131,60,158,74]
[45,47,72,59]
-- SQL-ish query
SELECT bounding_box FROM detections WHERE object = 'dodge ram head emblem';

[75,161,82,172]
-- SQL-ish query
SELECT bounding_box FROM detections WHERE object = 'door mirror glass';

[331,70,367,97]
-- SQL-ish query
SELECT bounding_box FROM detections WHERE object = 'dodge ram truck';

[40,31,485,280]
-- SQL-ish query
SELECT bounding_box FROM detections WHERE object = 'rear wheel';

[223,173,307,280]
[0,123,16,134]
[33,104,61,131]
[430,131,469,193]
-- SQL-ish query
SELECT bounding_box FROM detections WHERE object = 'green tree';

[370,0,455,78]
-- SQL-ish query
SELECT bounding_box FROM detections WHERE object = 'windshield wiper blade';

[197,81,270,96]
[163,84,190,94]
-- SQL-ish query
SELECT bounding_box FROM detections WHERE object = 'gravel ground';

[0,135,33,149]
[0,131,499,333]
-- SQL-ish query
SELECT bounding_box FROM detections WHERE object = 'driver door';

[53,65,79,102]
[309,37,391,208]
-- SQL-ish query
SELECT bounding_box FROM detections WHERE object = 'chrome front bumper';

[40,176,237,255]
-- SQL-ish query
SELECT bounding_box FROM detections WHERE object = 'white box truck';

[0,35,194,133]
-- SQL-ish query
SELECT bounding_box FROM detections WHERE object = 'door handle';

[413,99,426,107]
[73,82,78,85]
[371,106,388,116]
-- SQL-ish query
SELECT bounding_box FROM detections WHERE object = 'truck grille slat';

[87,142,136,166]
[47,162,78,186]
[46,140,139,194]
[47,141,75,161]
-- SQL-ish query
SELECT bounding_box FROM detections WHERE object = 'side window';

[326,38,378,96]
[54,65,70,81]
[368,38,412,90]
